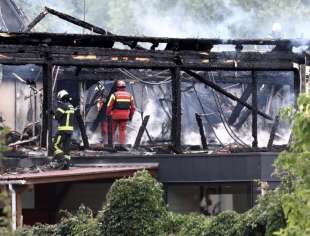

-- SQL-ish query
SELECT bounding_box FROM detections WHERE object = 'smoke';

[15,0,310,39]
[126,98,167,145]
[213,123,291,148]
[131,0,254,39]
[125,0,310,39]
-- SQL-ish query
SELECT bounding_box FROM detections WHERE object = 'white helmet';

[57,90,69,101]
[95,81,105,92]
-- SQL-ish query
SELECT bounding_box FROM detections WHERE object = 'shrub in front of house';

[97,170,167,236]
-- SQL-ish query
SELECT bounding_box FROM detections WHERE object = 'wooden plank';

[171,67,182,150]
[25,9,48,32]
[45,7,144,50]
[42,64,54,156]
[23,168,158,185]
[267,114,280,149]
[195,113,208,149]
[108,116,113,146]
[228,84,252,125]
[0,31,309,49]
[133,115,150,149]
[75,110,89,149]
[252,71,258,148]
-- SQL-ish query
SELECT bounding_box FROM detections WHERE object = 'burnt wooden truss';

[0,7,309,155]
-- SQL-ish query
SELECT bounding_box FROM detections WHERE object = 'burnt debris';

[0,6,307,159]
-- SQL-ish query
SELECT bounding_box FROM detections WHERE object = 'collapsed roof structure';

[1,0,310,228]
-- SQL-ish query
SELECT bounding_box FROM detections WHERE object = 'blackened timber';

[267,114,280,149]
[25,9,48,32]
[40,68,48,147]
[252,71,258,148]
[133,115,150,149]
[42,63,53,155]
[195,113,208,149]
[108,116,113,146]
[184,70,273,120]
[44,7,111,35]
[45,7,143,50]
[228,85,252,125]
[171,67,182,150]
[293,68,300,102]
[0,31,308,55]
[75,111,89,149]
[0,44,301,70]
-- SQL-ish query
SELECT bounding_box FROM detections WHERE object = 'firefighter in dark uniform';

[53,90,75,169]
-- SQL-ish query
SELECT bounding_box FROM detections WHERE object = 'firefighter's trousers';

[101,120,108,144]
[53,131,72,160]
[111,119,127,144]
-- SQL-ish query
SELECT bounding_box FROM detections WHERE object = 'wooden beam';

[45,7,143,50]
[25,9,48,32]
[76,110,89,149]
[267,114,280,149]
[107,116,113,146]
[171,67,182,150]
[184,70,273,120]
[0,31,309,49]
[228,84,252,125]
[252,70,258,148]
[195,113,208,149]
[134,115,150,149]
[42,64,54,155]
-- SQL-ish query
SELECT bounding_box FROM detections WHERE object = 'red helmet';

[116,80,126,88]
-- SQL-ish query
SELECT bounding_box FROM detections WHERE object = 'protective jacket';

[106,91,136,120]
[54,101,75,132]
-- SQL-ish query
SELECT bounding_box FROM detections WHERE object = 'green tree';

[274,94,310,235]
[97,170,167,236]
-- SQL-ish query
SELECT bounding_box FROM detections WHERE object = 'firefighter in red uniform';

[106,80,135,144]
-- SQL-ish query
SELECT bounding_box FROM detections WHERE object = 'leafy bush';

[241,189,286,236]
[0,127,10,153]
[203,210,243,236]
[0,189,13,236]
[162,212,210,236]
[97,170,167,236]
[18,205,98,236]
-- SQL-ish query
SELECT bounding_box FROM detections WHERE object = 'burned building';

[0,1,309,229]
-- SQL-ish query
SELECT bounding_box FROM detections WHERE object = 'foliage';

[18,205,98,236]
[0,189,13,236]
[0,127,10,153]
[241,189,286,236]
[273,93,310,235]
[202,210,243,236]
[162,212,210,236]
[97,170,167,236]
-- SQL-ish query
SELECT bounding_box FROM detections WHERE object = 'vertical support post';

[251,70,258,148]
[195,113,208,149]
[79,81,86,121]
[76,111,89,149]
[108,116,113,146]
[299,65,306,93]
[15,189,22,228]
[14,78,17,130]
[170,67,181,150]
[41,64,53,156]
[8,184,16,231]
[294,68,300,106]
